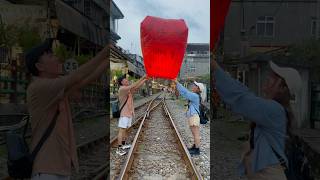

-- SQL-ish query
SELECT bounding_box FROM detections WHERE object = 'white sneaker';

[116,147,126,156]
[121,144,132,150]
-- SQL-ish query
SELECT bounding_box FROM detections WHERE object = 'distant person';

[174,80,205,155]
[142,89,147,97]
[212,60,301,180]
[116,75,149,156]
[25,39,109,180]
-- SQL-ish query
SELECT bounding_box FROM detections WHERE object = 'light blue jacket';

[176,82,200,118]
[214,66,288,175]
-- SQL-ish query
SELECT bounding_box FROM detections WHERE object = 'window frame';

[256,16,275,37]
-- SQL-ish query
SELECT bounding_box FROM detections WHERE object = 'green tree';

[111,69,124,79]
[0,21,18,48]
[53,44,73,63]
[17,25,41,52]
[284,39,320,82]
[75,54,93,65]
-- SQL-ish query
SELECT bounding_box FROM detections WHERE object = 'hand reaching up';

[172,78,178,84]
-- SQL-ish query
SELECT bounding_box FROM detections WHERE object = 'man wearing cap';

[116,74,148,156]
[25,39,109,179]
[212,60,301,179]
[174,80,205,156]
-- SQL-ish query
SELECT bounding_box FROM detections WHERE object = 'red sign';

[141,16,188,79]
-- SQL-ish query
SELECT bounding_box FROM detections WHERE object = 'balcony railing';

[0,48,9,64]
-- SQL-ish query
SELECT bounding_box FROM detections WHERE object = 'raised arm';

[213,61,285,127]
[66,59,108,95]
[64,45,109,93]
[175,81,199,103]
[128,75,148,93]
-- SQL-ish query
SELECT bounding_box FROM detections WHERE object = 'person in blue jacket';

[213,59,302,179]
[174,79,205,155]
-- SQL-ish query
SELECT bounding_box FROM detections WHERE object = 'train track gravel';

[166,98,210,180]
[127,100,191,179]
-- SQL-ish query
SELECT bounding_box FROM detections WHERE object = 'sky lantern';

[210,0,231,51]
[141,16,188,79]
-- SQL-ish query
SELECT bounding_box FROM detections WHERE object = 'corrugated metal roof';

[93,0,109,13]
[111,0,124,19]
[55,0,107,46]
[186,43,209,52]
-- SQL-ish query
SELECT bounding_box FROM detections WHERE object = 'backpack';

[6,110,59,178]
[271,135,314,180]
[190,95,208,124]
[113,96,128,118]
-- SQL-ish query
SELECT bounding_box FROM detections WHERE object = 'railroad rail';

[110,94,202,180]
[95,93,163,180]
[109,93,163,148]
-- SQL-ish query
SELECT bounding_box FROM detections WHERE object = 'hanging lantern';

[141,16,188,79]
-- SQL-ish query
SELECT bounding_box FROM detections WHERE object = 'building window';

[110,16,115,32]
[187,57,194,62]
[84,0,91,18]
[190,64,196,72]
[311,17,317,37]
[257,16,275,37]
[0,48,8,64]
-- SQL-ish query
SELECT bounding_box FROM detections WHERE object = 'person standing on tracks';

[116,75,149,156]
[212,59,302,180]
[174,80,205,156]
[25,38,109,180]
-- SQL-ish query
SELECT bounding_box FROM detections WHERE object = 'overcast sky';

[113,0,210,56]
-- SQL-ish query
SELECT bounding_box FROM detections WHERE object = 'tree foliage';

[0,21,19,48]
[17,25,41,52]
[285,39,320,82]
[0,20,41,52]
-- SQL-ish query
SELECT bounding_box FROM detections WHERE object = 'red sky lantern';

[141,16,188,79]
[210,0,231,51]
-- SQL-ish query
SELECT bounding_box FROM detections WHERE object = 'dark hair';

[117,75,126,86]
[25,39,53,76]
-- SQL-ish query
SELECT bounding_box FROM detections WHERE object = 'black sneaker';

[188,144,196,151]
[189,148,200,156]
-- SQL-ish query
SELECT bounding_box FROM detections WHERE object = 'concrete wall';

[224,0,318,57]
[180,55,210,79]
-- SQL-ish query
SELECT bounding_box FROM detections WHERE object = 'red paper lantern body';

[210,0,231,51]
[141,16,188,79]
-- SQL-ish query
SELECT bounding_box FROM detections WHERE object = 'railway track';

[71,134,108,179]
[109,94,202,180]
[109,93,163,148]
[93,93,163,180]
